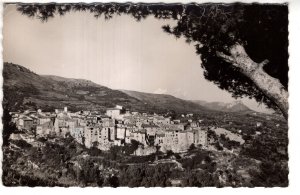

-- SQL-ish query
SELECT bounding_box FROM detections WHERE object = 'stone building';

[132,130,147,145]
[18,116,34,131]
[70,126,85,144]
[36,120,55,136]
[84,126,100,148]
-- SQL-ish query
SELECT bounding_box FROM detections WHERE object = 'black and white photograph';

[1,1,291,188]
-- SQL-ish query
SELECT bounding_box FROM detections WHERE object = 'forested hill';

[121,90,208,113]
[2,63,140,112]
[191,100,253,113]
[2,62,209,114]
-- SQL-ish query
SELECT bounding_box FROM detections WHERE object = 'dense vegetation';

[2,110,288,187]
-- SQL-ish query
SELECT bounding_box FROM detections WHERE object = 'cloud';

[154,88,168,94]
[173,88,188,99]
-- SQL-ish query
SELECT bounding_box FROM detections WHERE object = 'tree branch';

[216,51,236,65]
[258,59,269,68]
[217,43,288,119]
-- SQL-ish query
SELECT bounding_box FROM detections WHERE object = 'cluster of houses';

[10,105,208,154]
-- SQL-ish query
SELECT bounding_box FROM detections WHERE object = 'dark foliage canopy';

[14,2,288,109]
[2,108,17,146]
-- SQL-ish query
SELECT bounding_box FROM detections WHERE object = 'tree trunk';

[216,43,288,120]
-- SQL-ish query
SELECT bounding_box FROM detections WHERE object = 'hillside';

[2,63,207,114]
[191,100,253,113]
[121,90,208,113]
[3,63,143,112]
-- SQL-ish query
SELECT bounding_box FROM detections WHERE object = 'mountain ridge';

[3,62,142,112]
[191,100,253,113]
[121,89,209,113]
[2,63,208,114]
[3,62,254,114]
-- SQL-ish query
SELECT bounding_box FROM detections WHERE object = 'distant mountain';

[2,63,208,114]
[4,62,254,114]
[191,100,253,113]
[121,90,208,113]
[3,63,144,112]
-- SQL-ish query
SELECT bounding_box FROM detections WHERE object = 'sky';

[2,4,272,113]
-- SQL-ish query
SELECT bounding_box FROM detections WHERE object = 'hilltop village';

[10,105,211,155]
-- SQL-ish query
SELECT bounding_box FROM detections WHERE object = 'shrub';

[11,139,32,148]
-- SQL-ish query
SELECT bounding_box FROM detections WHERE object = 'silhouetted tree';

[108,175,119,187]
[2,108,17,146]
[189,143,196,151]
